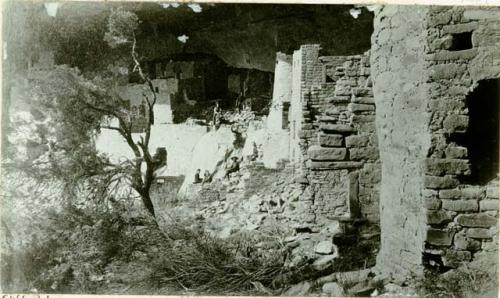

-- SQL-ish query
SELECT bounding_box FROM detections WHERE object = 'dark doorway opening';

[449,31,473,51]
[452,79,499,185]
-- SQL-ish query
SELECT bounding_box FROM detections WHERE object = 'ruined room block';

[320,124,356,134]
[319,134,344,147]
[480,199,498,211]
[426,210,453,225]
[308,146,347,161]
[442,199,478,212]
[349,147,379,161]
[425,158,471,176]
[466,228,492,239]
[443,114,469,133]
[455,213,497,228]
[439,187,484,200]
[345,135,370,148]
[426,228,455,246]
[424,175,459,189]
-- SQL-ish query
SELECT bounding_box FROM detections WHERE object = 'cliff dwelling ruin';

[2,2,499,296]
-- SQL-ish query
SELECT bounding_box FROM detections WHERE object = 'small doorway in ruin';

[454,79,499,185]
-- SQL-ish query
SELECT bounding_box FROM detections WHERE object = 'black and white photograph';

[1,1,499,296]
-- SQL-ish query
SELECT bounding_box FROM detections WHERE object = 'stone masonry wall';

[289,45,380,224]
[422,6,499,270]
[371,5,499,279]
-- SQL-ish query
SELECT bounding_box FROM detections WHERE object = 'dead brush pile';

[147,225,312,295]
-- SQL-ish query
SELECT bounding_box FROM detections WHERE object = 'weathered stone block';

[445,146,467,159]
[352,115,376,123]
[439,187,484,200]
[319,134,343,147]
[425,197,442,210]
[426,228,455,246]
[442,22,479,34]
[352,96,375,105]
[298,130,316,139]
[425,176,459,189]
[308,161,363,170]
[308,146,346,161]
[454,230,481,251]
[442,199,478,212]
[443,114,469,133]
[425,49,477,61]
[349,147,379,161]
[345,135,370,148]
[480,199,498,211]
[426,210,453,225]
[315,240,335,254]
[349,103,375,112]
[425,158,470,176]
[429,64,467,80]
[466,228,492,239]
[320,124,356,134]
[486,186,499,199]
[442,250,471,268]
[455,213,497,228]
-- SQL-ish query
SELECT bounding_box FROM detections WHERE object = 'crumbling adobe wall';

[292,45,380,223]
[371,5,499,278]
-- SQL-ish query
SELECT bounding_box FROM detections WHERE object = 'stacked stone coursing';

[292,45,380,223]
[422,6,499,269]
[371,5,499,278]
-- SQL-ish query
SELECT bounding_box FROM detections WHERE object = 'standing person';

[194,169,202,184]
[213,102,221,129]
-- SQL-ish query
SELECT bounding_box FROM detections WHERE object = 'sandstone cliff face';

[47,3,373,72]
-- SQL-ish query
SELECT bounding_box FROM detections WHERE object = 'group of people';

[192,156,243,185]
[193,169,213,184]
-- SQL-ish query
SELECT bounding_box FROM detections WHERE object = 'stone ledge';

[308,161,363,170]
[320,124,356,134]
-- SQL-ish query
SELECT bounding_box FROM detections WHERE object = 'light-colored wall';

[267,53,292,131]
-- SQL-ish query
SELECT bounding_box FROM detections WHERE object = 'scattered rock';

[313,254,337,271]
[284,281,312,296]
[315,240,334,255]
[322,282,345,296]
[347,280,375,296]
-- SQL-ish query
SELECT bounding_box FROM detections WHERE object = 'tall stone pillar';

[267,53,292,131]
[370,6,431,278]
